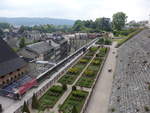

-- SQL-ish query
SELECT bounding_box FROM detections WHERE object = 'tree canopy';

[19,37,26,48]
[72,17,112,33]
[112,12,128,31]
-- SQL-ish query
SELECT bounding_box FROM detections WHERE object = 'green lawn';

[113,38,127,44]
[38,85,66,111]
[59,90,88,113]
[114,28,143,47]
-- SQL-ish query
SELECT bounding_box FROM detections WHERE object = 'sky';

[0,0,150,21]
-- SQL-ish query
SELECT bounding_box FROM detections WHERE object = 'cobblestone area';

[108,29,150,113]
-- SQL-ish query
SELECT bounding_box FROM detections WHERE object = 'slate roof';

[0,38,27,76]
[26,41,54,55]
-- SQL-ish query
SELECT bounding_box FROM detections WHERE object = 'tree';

[72,20,85,32]
[112,12,128,30]
[72,86,77,91]
[0,104,3,113]
[19,37,26,48]
[32,93,39,109]
[62,84,67,90]
[72,105,78,113]
[22,101,30,113]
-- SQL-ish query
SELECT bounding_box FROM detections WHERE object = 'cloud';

[0,0,149,21]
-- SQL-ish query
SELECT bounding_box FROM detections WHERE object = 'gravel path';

[85,42,117,113]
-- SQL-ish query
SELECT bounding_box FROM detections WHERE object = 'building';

[51,34,70,60]
[23,41,55,61]
[0,38,27,88]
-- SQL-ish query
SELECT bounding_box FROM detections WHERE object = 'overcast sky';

[0,0,150,21]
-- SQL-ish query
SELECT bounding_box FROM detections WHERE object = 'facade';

[51,34,70,60]
[0,38,27,88]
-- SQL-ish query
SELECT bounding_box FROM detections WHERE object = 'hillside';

[0,17,75,26]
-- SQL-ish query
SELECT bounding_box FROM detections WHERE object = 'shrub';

[50,85,64,93]
[68,67,79,75]
[105,39,112,45]
[72,105,78,113]
[89,47,98,52]
[84,69,94,77]
[32,93,39,109]
[72,86,77,91]
[79,59,88,64]
[148,85,150,90]
[111,108,115,112]
[144,106,149,112]
[92,59,101,65]
[22,101,30,113]
[72,90,86,98]
[62,84,67,91]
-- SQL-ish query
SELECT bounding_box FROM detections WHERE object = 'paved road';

[85,42,117,113]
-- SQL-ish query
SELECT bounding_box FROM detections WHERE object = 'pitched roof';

[0,38,27,76]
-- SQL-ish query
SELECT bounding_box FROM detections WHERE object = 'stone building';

[0,38,27,87]
[23,41,55,61]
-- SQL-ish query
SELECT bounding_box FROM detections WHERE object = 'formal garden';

[21,46,108,113]
[76,48,108,88]
[59,90,88,113]
[58,47,98,85]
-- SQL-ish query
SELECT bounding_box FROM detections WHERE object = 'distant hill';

[0,17,75,26]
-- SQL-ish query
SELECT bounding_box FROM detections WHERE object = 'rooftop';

[0,38,27,76]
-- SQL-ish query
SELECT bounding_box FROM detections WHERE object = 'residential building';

[0,38,27,88]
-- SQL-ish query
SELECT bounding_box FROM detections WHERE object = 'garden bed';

[76,57,102,88]
[38,85,66,111]
[76,47,107,88]
[59,90,88,113]
[58,48,98,85]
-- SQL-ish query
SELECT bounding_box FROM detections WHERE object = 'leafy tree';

[22,101,30,113]
[72,105,78,113]
[19,37,26,48]
[62,84,67,90]
[112,12,128,30]
[72,86,77,91]
[72,20,86,32]
[32,93,39,109]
